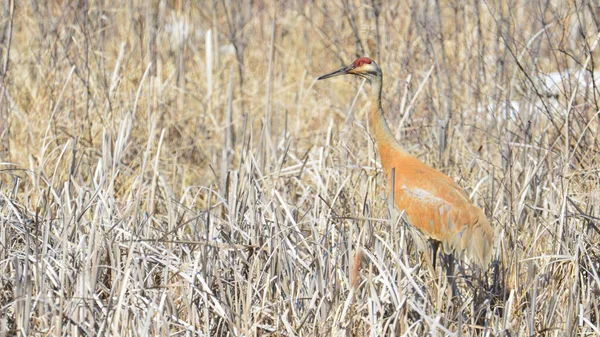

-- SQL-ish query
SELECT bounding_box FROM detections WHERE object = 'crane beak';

[317,65,353,80]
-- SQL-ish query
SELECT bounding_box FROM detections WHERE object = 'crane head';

[317,57,380,81]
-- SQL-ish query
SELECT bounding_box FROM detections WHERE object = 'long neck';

[368,75,405,154]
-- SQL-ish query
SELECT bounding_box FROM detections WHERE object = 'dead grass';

[0,0,599,336]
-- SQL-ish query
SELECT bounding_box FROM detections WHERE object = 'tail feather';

[446,216,493,268]
[468,219,493,267]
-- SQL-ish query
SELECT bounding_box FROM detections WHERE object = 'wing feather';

[380,145,493,266]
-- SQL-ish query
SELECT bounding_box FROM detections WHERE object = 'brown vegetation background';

[0,0,599,335]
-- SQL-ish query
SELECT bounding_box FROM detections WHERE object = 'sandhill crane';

[317,57,493,279]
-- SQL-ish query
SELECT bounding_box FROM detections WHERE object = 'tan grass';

[0,0,599,336]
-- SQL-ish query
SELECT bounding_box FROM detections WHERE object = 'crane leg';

[429,240,440,269]
[443,253,459,299]
[428,241,460,299]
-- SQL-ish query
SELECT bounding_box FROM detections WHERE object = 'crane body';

[318,57,493,268]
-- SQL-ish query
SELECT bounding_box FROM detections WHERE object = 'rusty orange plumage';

[318,57,493,268]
